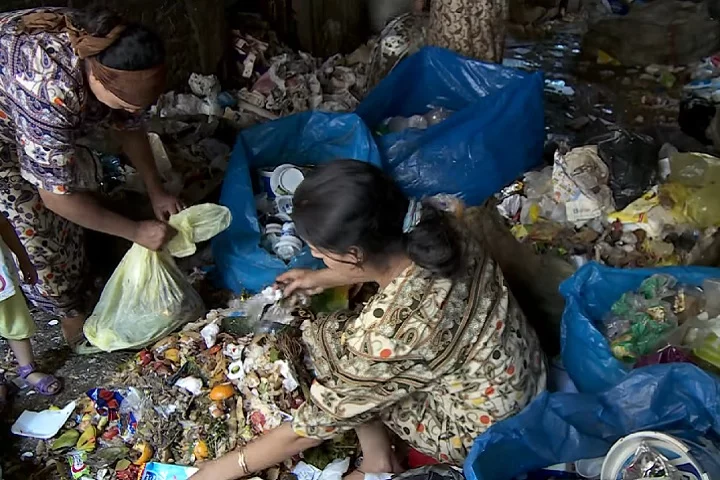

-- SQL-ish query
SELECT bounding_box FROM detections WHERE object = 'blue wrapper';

[140,462,199,480]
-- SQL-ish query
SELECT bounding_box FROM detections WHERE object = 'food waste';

[33,302,359,480]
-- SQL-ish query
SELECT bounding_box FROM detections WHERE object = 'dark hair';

[292,160,463,277]
[70,9,164,71]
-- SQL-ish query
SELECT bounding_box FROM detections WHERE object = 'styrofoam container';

[601,431,709,480]
[11,401,76,439]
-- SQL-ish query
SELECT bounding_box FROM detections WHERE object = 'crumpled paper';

[552,146,615,224]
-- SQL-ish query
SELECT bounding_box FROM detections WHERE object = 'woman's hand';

[149,189,183,221]
[18,258,38,285]
[133,220,177,251]
[276,269,327,297]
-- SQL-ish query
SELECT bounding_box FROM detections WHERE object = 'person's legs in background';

[0,158,87,348]
[428,0,508,63]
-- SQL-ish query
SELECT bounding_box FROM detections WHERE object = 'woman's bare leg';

[355,422,404,474]
[61,314,86,347]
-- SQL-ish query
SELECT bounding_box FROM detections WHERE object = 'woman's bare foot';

[61,314,87,349]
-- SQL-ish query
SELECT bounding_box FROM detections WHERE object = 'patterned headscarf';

[18,11,166,108]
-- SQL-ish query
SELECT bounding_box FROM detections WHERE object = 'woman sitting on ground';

[193,160,546,480]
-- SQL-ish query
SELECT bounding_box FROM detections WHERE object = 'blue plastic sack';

[356,46,544,206]
[212,111,381,293]
[464,363,720,480]
[560,262,720,394]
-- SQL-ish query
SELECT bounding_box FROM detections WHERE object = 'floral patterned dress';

[292,234,546,465]
[0,8,139,317]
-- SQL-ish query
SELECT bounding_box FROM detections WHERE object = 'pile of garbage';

[36,299,359,480]
[154,31,371,130]
[600,274,720,371]
[495,130,720,268]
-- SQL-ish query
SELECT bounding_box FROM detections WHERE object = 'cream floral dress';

[293,234,546,465]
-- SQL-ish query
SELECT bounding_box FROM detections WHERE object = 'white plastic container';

[275,195,294,215]
[271,164,304,196]
[11,401,76,439]
[601,431,710,480]
[574,457,603,479]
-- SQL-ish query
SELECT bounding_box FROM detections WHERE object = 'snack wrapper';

[622,442,682,479]
[67,450,90,479]
[139,462,199,480]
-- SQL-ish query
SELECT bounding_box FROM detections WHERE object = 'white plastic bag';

[84,204,232,352]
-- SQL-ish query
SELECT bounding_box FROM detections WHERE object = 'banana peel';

[76,425,97,452]
[133,441,153,465]
[51,429,80,450]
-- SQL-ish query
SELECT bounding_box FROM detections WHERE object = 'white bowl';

[270,164,304,196]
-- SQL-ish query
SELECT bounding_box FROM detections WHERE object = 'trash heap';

[601,274,720,371]
[40,304,359,480]
[495,131,720,268]
[154,33,371,131]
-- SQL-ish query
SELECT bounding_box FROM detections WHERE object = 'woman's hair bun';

[403,202,463,277]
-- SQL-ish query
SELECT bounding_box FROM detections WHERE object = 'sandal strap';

[17,362,37,380]
[32,374,61,396]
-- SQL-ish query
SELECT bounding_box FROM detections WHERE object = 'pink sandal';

[18,363,62,396]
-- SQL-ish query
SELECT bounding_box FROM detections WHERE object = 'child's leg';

[8,339,61,395]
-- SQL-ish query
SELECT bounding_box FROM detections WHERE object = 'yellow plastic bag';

[661,183,720,229]
[84,204,232,352]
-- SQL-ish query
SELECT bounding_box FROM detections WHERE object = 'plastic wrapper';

[668,152,720,188]
[622,442,681,479]
[84,204,231,352]
[67,450,89,479]
[139,462,198,480]
[634,346,693,368]
[559,262,720,394]
[660,182,720,229]
[604,275,679,362]
[357,47,544,206]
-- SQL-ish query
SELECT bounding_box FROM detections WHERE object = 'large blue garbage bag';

[212,111,381,293]
[464,364,720,480]
[356,46,544,206]
[559,262,720,394]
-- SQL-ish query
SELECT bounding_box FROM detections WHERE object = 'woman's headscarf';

[17,11,166,109]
